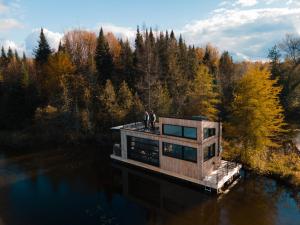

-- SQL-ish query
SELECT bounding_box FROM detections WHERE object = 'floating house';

[111,116,241,194]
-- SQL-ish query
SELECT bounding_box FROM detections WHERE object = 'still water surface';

[0,146,299,225]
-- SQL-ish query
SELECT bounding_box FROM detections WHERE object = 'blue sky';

[0,0,300,60]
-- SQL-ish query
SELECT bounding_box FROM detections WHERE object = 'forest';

[0,27,300,186]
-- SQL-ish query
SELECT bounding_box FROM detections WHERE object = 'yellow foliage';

[185,64,219,120]
[228,65,286,159]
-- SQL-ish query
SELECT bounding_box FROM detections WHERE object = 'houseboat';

[111,116,242,194]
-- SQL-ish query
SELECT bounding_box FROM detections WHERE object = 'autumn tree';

[45,52,75,107]
[117,81,134,122]
[149,81,171,116]
[185,64,219,120]
[97,79,119,129]
[63,30,97,76]
[227,65,286,169]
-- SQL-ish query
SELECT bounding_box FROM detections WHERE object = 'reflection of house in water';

[111,116,241,193]
[112,163,215,214]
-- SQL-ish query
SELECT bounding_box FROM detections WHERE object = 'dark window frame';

[162,142,197,163]
[162,124,197,140]
[203,128,216,139]
[127,136,159,167]
[203,143,216,161]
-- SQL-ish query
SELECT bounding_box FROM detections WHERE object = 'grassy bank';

[222,129,300,189]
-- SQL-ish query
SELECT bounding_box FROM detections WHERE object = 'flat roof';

[160,115,212,121]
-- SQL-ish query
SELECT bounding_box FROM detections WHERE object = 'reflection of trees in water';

[1,147,300,225]
[0,146,119,194]
[0,145,124,225]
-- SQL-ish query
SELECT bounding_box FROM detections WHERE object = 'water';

[0,146,299,225]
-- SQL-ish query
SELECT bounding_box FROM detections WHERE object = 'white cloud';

[0,18,22,30]
[180,7,300,60]
[235,0,258,7]
[25,28,63,55]
[0,3,9,14]
[97,23,136,41]
[0,39,24,53]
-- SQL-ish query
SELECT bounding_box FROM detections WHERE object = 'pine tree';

[14,50,20,62]
[228,65,286,168]
[0,47,7,67]
[22,52,27,63]
[34,28,52,65]
[134,26,145,84]
[219,51,235,119]
[116,40,134,87]
[95,28,113,85]
[7,47,14,62]
[185,64,219,120]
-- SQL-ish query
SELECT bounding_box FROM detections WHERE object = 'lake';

[0,146,299,225]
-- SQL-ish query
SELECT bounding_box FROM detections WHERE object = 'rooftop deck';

[111,122,160,135]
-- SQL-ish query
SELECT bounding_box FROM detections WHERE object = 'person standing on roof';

[149,110,156,130]
[143,110,149,130]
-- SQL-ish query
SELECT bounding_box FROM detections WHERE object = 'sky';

[0,0,300,61]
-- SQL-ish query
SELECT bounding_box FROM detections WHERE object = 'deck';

[111,122,160,135]
[111,154,241,193]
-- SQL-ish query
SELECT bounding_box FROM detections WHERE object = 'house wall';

[201,120,222,177]
[120,117,222,180]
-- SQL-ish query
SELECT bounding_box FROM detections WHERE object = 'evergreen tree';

[228,65,286,169]
[14,50,20,62]
[34,28,52,65]
[7,47,14,62]
[0,47,7,67]
[22,52,27,63]
[134,26,145,84]
[185,64,219,120]
[219,51,235,119]
[117,40,134,86]
[95,28,113,85]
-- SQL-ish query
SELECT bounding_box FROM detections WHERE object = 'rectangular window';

[203,128,216,139]
[203,143,216,161]
[183,146,197,162]
[163,124,197,140]
[163,142,197,163]
[183,127,197,139]
[163,124,182,137]
[127,136,159,167]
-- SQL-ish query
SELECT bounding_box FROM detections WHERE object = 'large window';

[127,136,159,167]
[203,128,216,139]
[163,124,197,140]
[203,143,216,161]
[163,142,197,163]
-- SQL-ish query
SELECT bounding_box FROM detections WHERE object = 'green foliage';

[34,28,52,65]
[95,28,113,85]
